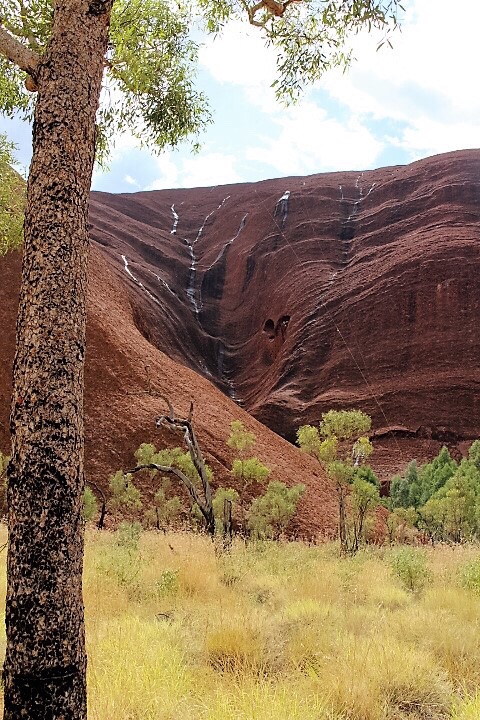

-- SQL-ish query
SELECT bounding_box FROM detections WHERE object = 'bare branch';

[126,463,211,526]
[0,24,40,77]
[155,408,212,511]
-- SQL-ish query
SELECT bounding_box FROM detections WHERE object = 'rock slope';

[89,150,480,451]
[1,149,479,531]
[0,249,337,536]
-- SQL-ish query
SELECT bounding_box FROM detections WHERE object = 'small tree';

[349,477,380,552]
[127,402,215,536]
[389,460,418,509]
[227,420,270,528]
[247,481,305,540]
[418,458,480,543]
[227,420,256,456]
[212,487,239,527]
[385,506,418,544]
[144,484,183,531]
[134,442,190,530]
[297,409,373,552]
[468,439,480,469]
[109,470,143,512]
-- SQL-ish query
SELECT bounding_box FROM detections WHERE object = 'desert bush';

[155,568,179,597]
[247,481,305,539]
[116,521,143,552]
[109,470,142,511]
[390,547,430,593]
[460,556,480,594]
[206,626,264,674]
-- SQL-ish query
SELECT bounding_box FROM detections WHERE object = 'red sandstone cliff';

[89,151,480,447]
[1,149,479,530]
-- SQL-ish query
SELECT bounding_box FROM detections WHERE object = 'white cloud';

[395,117,480,158]
[124,174,140,187]
[199,21,279,113]
[200,0,480,169]
[146,151,241,189]
[319,0,480,158]
[246,102,383,174]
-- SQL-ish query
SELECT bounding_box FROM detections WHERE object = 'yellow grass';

[1,528,480,718]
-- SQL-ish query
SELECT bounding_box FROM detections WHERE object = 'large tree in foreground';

[0,0,401,716]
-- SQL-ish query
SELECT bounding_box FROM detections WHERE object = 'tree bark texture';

[4,1,112,717]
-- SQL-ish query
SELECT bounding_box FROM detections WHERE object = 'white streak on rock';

[170,204,179,234]
[121,254,163,308]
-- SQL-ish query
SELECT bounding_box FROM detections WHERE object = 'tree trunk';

[3,2,112,717]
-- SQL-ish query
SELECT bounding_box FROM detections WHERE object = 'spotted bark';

[3,1,113,717]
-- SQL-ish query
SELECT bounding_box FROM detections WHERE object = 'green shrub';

[109,471,142,510]
[460,556,480,594]
[83,486,98,522]
[247,481,305,539]
[156,569,179,597]
[390,547,430,593]
[116,521,143,552]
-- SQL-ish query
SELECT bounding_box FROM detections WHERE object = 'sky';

[1,0,480,193]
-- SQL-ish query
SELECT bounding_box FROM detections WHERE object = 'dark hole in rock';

[263,319,275,339]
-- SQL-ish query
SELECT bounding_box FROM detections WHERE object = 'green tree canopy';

[297,409,374,552]
[390,448,457,510]
[0,0,403,159]
[0,133,24,254]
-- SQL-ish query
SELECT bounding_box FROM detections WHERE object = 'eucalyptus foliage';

[0,0,403,160]
[0,132,24,254]
[197,0,403,101]
[298,409,376,552]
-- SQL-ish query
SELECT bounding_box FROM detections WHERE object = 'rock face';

[89,150,480,450]
[0,248,337,537]
[1,149,479,532]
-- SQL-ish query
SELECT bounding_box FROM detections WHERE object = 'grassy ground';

[1,528,480,718]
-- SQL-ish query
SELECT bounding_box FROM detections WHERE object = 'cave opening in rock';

[263,318,275,339]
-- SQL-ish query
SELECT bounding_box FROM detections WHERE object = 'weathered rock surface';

[89,150,480,453]
[0,248,336,536]
[1,149,479,530]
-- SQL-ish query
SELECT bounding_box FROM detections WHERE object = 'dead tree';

[86,480,107,530]
[126,400,215,537]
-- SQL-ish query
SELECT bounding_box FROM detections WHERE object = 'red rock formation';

[1,149,479,531]
[0,248,337,537]
[89,151,480,458]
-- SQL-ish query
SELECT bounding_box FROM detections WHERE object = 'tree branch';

[126,463,210,525]
[0,24,40,77]
[156,411,212,512]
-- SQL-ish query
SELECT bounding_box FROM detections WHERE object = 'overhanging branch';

[0,24,40,78]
